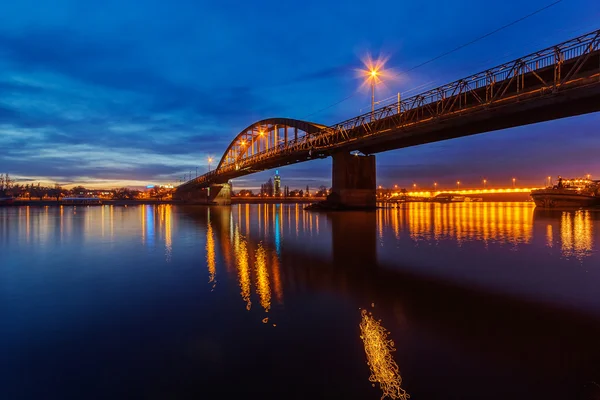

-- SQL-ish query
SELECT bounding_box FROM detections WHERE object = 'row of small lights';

[378,175,592,191]
[380,178,515,191]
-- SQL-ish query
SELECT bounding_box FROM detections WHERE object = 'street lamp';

[413,183,417,190]
[547,176,551,186]
[208,157,213,172]
[483,179,487,189]
[456,181,461,190]
[587,174,591,180]
[360,56,387,120]
[369,69,378,117]
[434,182,437,190]
[512,177,516,188]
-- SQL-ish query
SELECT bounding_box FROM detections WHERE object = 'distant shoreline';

[0,199,179,207]
[0,198,320,207]
[1,192,533,207]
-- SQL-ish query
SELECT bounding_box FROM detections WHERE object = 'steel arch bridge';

[177,29,600,194]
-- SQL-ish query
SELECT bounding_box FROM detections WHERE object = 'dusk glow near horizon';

[0,0,598,190]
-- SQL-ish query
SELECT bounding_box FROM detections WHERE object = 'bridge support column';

[327,152,376,209]
[174,183,231,205]
[209,183,232,205]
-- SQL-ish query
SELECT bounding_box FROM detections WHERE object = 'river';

[1,203,600,399]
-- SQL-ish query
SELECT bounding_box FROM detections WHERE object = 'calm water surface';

[2,203,600,399]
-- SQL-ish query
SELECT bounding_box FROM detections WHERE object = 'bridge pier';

[326,152,376,209]
[174,183,232,205]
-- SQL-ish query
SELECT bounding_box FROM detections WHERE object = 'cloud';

[0,27,289,184]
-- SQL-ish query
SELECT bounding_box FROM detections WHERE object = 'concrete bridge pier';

[174,183,232,205]
[326,152,376,209]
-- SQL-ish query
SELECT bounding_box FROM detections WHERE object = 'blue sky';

[0,0,598,190]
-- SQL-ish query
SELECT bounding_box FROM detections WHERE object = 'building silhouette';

[274,170,281,196]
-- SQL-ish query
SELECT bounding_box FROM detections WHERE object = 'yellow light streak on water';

[206,216,216,284]
[359,309,410,400]
[165,205,172,262]
[391,203,534,245]
[255,244,271,313]
[245,204,250,236]
[561,212,574,256]
[561,210,593,259]
[234,229,252,310]
[141,205,145,244]
[271,252,284,304]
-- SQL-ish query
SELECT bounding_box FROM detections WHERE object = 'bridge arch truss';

[216,118,327,171]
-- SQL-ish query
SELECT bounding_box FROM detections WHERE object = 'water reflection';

[359,309,409,400]
[255,244,271,315]
[383,202,534,245]
[146,205,154,247]
[202,208,284,319]
[535,209,594,259]
[5,203,600,399]
[234,228,252,310]
[206,210,216,285]
[163,205,172,262]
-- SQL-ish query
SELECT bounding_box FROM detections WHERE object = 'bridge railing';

[320,29,599,140]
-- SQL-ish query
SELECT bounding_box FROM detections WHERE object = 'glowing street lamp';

[434,182,438,190]
[394,184,398,189]
[483,179,487,189]
[413,183,417,190]
[547,176,551,186]
[360,55,388,120]
[587,174,591,180]
[369,69,378,116]
[208,157,213,172]
[512,177,516,188]
[456,181,461,190]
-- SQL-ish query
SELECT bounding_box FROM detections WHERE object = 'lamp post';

[483,179,487,189]
[434,182,437,191]
[208,157,213,172]
[512,177,516,188]
[361,56,388,121]
[547,176,551,186]
[456,181,460,190]
[370,69,377,117]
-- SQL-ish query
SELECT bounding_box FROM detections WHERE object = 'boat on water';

[530,177,600,208]
[432,194,465,203]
